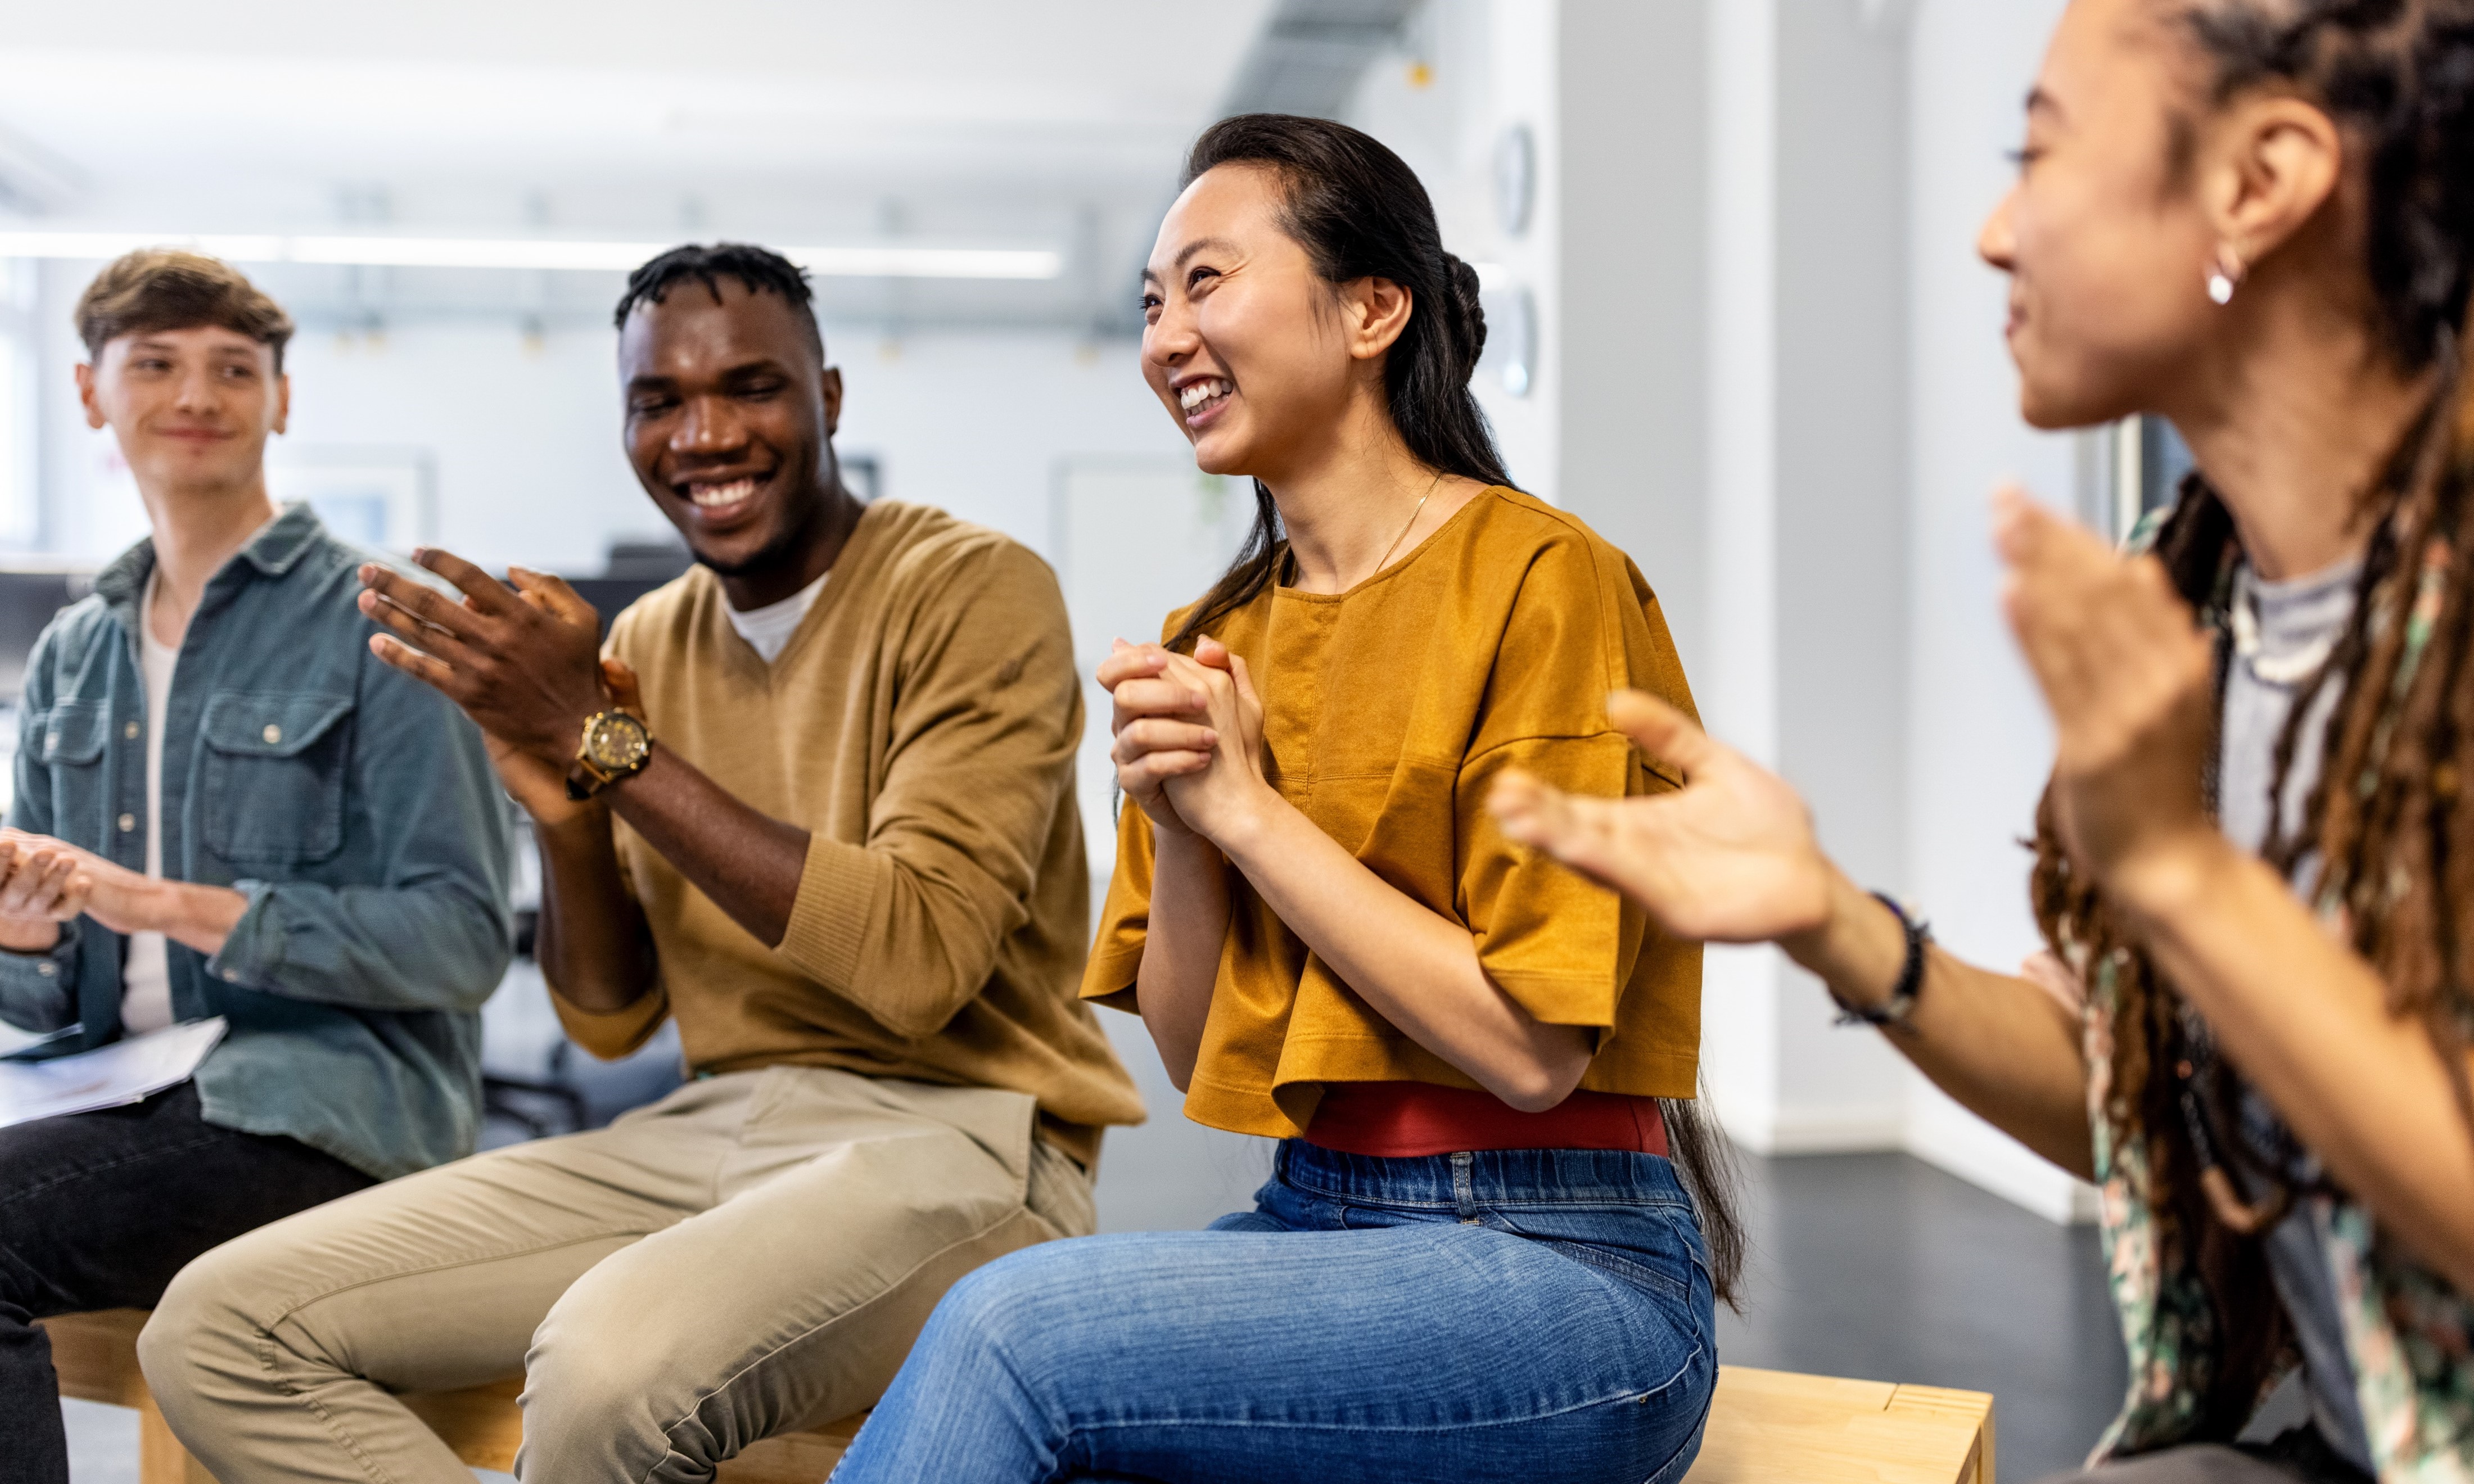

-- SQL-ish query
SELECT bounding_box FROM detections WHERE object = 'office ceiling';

[0,0,1324,331]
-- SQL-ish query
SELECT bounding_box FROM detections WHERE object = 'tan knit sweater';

[549,500,1143,1164]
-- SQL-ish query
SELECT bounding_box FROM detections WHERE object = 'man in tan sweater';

[140,243,1143,1483]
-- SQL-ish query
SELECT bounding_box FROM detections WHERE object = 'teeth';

[1179,379,1231,413]
[689,478,758,509]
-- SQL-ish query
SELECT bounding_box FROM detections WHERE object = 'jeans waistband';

[1275,1138,1691,1210]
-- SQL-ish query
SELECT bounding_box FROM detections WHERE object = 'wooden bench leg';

[136,1388,219,1484]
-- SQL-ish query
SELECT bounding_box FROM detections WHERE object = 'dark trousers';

[0,1082,372,1484]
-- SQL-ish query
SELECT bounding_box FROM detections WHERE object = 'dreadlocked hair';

[2030,0,2474,1432]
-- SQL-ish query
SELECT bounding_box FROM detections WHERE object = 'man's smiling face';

[80,324,287,500]
[618,277,839,577]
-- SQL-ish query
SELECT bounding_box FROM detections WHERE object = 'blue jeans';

[833,1140,1717,1484]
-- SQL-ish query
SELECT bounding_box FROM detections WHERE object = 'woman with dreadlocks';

[1492,1,2474,1481]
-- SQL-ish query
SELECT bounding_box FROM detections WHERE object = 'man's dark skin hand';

[357,273,864,1016]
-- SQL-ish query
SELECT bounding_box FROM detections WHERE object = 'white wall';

[1344,0,1563,503]
[1899,0,2092,1222]
[1690,0,1917,1156]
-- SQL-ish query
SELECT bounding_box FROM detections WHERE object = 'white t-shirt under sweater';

[723,571,829,664]
[120,571,178,1034]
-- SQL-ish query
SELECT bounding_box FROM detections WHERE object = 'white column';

[1689,0,1915,1153]
[1696,0,1790,1146]
[1899,0,2093,1222]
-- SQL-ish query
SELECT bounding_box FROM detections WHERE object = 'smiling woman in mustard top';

[832,114,1736,1484]
[1085,482,1705,1141]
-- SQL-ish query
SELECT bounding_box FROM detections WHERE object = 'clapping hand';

[1487,690,1835,945]
[358,553,632,825]
[1993,487,2218,903]
[356,551,610,767]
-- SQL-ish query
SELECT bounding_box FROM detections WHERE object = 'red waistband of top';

[1304,1082,1669,1159]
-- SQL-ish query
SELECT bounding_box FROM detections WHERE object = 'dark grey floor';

[1718,1151,2127,1483]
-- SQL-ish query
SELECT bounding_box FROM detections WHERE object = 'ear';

[73,363,104,432]
[1339,275,1414,364]
[820,364,843,437]
[272,371,291,436]
[2201,92,2344,270]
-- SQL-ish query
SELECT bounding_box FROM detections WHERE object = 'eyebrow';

[626,357,789,392]
[1141,236,1239,287]
[125,337,259,358]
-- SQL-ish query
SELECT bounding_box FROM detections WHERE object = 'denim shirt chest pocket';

[38,699,112,849]
[200,691,355,866]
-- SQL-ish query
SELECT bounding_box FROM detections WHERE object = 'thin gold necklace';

[1372,471,1444,578]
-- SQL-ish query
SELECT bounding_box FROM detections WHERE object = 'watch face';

[585,713,651,772]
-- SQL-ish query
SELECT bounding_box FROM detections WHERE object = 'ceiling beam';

[1218,0,1425,121]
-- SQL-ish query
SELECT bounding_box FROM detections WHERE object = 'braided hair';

[2030,0,2474,1430]
[615,242,823,358]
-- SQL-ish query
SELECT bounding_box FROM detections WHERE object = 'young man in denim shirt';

[0,251,512,1484]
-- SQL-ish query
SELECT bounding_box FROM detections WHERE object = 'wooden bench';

[43,1309,1993,1483]
[38,1310,854,1484]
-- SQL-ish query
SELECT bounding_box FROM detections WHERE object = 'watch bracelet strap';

[1830,891,1931,1028]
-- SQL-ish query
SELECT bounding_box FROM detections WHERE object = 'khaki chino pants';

[137,1065,1095,1484]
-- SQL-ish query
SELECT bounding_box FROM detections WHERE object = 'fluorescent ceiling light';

[0,230,1063,280]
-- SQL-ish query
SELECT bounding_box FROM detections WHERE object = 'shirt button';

[123,722,139,740]
[262,723,282,745]
[222,968,239,982]
[117,813,136,833]
[35,961,55,978]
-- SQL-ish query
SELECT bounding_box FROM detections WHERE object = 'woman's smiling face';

[1140,164,1367,482]
[1979,0,2226,429]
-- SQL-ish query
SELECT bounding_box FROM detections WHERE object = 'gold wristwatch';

[566,710,653,800]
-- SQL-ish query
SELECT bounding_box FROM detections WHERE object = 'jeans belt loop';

[1451,1149,1477,1221]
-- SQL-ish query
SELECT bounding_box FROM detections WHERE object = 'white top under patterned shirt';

[2215,555,2373,1475]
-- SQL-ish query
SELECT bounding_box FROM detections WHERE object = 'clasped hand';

[1993,488,2220,904]
[1098,636,1270,846]
[0,830,162,948]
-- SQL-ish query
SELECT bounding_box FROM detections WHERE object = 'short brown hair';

[75,250,295,372]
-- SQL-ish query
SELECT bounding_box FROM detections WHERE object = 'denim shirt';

[0,506,513,1180]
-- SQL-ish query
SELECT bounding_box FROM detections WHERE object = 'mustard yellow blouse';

[1084,485,1704,1139]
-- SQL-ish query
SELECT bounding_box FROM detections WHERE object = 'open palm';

[1488,690,1834,945]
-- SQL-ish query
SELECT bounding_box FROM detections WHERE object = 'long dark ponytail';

[1163,113,1514,654]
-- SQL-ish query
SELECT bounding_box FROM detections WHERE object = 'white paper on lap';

[0,1017,227,1128]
